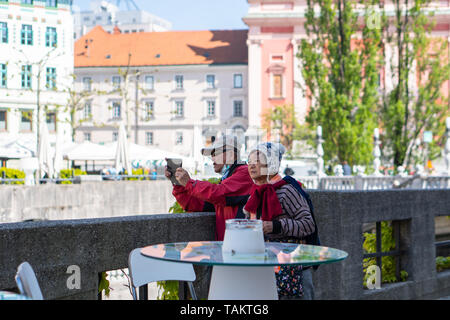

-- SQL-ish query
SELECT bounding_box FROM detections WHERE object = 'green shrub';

[59,169,87,184]
[436,256,450,272]
[0,168,25,185]
[125,168,145,181]
[98,271,111,297]
[362,221,408,287]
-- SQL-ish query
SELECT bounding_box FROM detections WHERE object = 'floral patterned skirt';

[274,265,304,297]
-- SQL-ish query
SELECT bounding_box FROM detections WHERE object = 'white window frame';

[20,110,33,132]
[112,132,118,141]
[145,131,154,145]
[112,101,121,120]
[233,100,244,117]
[144,75,154,90]
[270,53,285,63]
[175,75,184,90]
[112,76,121,90]
[206,99,216,118]
[0,109,7,131]
[46,111,57,133]
[175,131,183,145]
[270,73,285,99]
[83,77,92,92]
[206,74,215,89]
[84,101,92,120]
[84,132,91,142]
[233,73,243,89]
[144,100,154,121]
[174,100,184,118]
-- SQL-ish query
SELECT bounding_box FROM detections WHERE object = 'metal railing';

[0,174,449,190]
[297,175,450,190]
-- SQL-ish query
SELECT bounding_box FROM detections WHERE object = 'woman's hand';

[262,221,273,234]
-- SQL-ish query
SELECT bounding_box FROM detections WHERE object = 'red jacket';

[172,164,253,241]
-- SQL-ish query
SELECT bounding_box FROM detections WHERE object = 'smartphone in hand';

[166,158,183,185]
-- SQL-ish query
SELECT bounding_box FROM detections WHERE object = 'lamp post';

[423,131,433,175]
[134,69,140,144]
[317,125,325,176]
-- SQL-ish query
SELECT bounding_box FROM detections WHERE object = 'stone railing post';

[316,125,325,177]
[445,117,450,176]
[373,128,382,176]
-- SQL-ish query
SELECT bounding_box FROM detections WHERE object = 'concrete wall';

[1,188,450,299]
[0,213,216,300]
[311,189,450,300]
[0,180,176,223]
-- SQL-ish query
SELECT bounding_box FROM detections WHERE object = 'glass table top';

[140,241,348,267]
[0,291,31,300]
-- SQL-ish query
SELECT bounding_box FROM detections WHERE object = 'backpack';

[282,175,321,270]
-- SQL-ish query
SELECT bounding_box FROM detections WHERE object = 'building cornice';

[74,63,248,71]
[243,6,450,25]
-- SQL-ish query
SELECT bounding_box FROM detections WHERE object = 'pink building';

[243,0,450,138]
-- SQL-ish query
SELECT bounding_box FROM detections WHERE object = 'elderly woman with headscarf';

[243,142,319,300]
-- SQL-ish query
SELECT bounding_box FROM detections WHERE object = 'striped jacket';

[268,183,316,243]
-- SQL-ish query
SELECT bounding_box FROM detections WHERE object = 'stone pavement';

[103,270,158,300]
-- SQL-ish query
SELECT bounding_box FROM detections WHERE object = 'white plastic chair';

[15,262,44,300]
[128,248,197,300]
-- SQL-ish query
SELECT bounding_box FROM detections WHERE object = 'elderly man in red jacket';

[166,135,254,241]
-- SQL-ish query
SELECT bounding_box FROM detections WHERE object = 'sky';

[72,0,250,31]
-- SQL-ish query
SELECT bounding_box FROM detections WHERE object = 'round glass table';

[141,241,348,300]
[0,291,31,300]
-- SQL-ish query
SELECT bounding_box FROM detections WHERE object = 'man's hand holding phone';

[173,168,191,187]
[165,158,188,186]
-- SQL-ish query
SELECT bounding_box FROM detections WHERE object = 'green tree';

[380,0,450,167]
[298,0,382,167]
[262,104,301,154]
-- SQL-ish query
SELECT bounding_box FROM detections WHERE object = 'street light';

[134,69,140,144]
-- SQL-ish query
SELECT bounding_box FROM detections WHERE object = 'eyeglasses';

[211,147,237,157]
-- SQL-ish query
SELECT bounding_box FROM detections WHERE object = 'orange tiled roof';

[75,26,248,67]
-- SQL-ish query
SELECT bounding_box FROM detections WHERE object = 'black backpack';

[282,175,321,247]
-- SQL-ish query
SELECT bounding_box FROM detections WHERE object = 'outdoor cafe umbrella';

[0,137,35,159]
[192,125,203,173]
[63,141,112,161]
[53,131,63,178]
[38,122,54,179]
[115,122,132,175]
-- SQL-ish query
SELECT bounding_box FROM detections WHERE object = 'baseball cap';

[201,135,242,156]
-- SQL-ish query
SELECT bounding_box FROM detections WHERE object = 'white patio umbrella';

[0,137,35,159]
[63,141,113,161]
[192,125,203,173]
[53,131,63,178]
[38,122,54,179]
[115,122,132,175]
